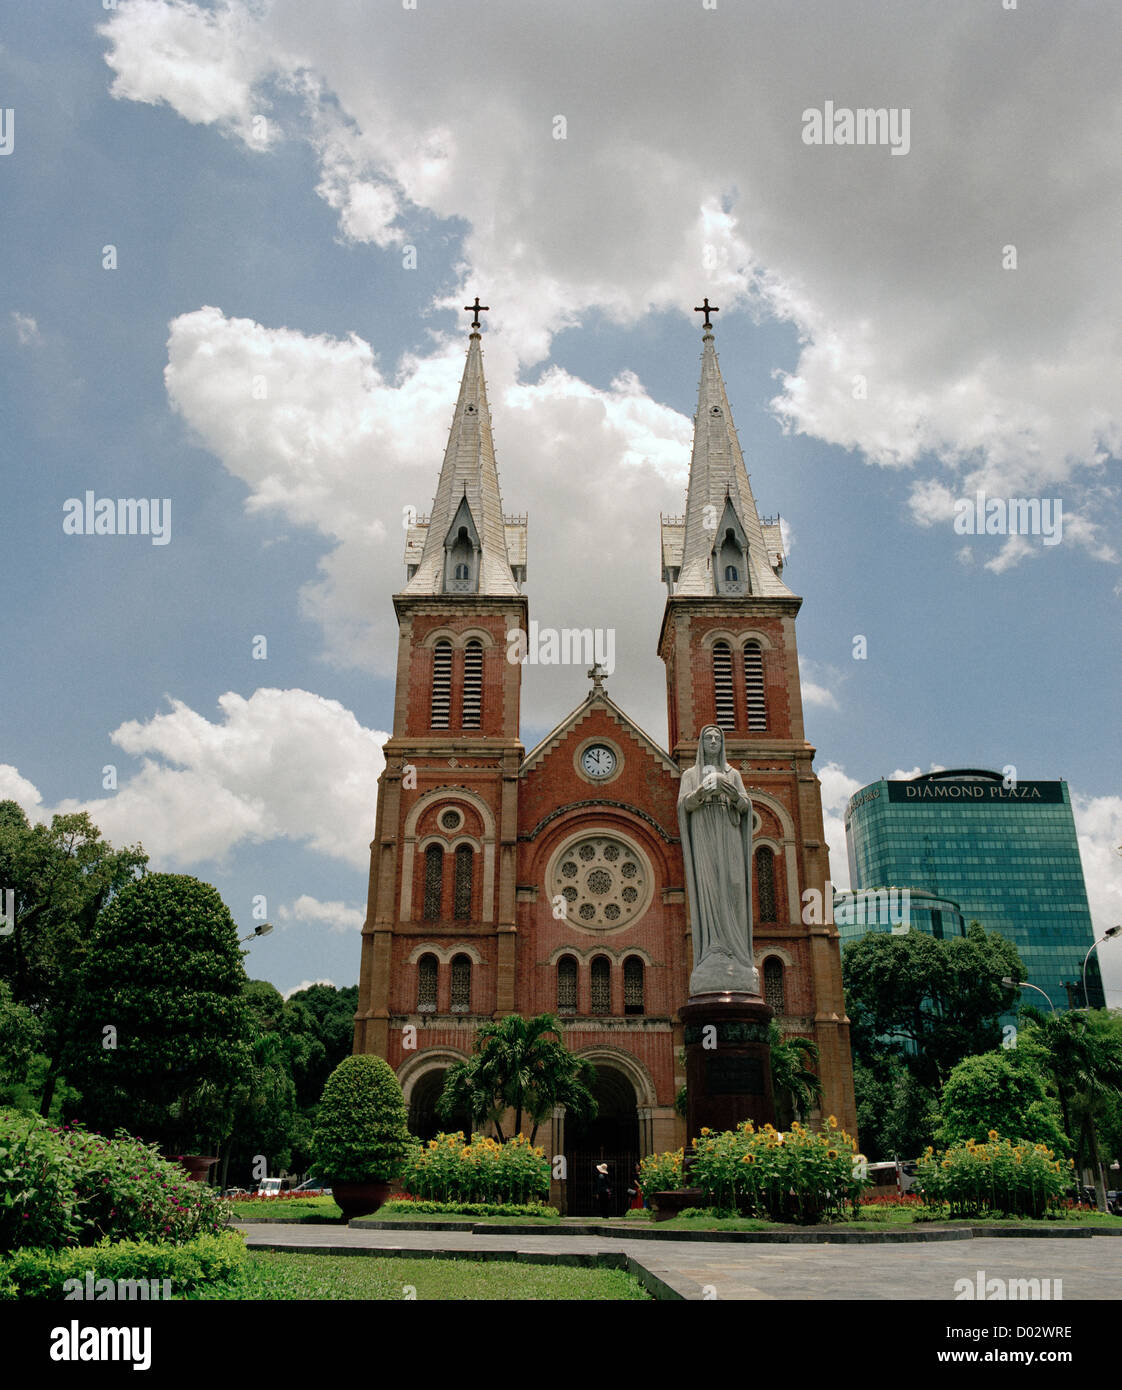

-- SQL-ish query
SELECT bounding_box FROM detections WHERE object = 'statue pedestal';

[681,994,775,1144]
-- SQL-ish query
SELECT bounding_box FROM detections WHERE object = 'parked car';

[223,1186,249,1197]
[257,1177,284,1197]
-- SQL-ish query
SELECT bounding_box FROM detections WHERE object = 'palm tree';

[769,1021,822,1126]
[1021,1007,1122,1212]
[437,1013,597,1142]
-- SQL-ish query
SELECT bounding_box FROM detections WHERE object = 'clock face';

[581,744,617,779]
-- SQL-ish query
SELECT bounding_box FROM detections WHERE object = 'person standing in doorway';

[595,1163,613,1219]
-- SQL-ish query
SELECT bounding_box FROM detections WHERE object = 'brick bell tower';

[353,304,527,1085]
[658,304,857,1133]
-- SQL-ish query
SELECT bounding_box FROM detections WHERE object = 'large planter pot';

[174,1155,219,1183]
[332,1180,393,1220]
[650,1188,706,1222]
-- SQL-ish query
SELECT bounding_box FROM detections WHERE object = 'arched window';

[423,844,443,921]
[724,564,738,583]
[417,954,438,1013]
[712,641,735,729]
[462,640,483,729]
[763,957,785,1014]
[590,956,611,1015]
[431,641,452,728]
[744,641,766,730]
[623,956,644,1015]
[454,563,469,580]
[557,955,578,1016]
[453,844,473,920]
[756,846,777,923]
[450,954,472,1013]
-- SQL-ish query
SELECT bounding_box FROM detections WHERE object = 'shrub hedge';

[0,1108,228,1253]
[0,1231,245,1301]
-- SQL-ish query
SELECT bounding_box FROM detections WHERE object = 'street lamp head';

[1001,977,1020,987]
[1105,925,1122,940]
[254,922,274,938]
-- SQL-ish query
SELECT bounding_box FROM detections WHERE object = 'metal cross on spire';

[694,297,719,330]
[588,662,607,695]
[464,297,490,330]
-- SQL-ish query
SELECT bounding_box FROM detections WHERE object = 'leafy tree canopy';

[935,1049,1068,1152]
[843,922,1022,1088]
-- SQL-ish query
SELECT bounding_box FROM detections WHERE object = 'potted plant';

[311,1055,414,1219]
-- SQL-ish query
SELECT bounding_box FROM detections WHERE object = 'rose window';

[548,834,651,930]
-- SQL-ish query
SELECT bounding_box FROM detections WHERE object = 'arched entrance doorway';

[564,1064,639,1217]
[407,1068,472,1143]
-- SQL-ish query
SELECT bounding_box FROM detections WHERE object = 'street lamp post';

[1002,976,1055,1014]
[240,922,274,945]
[1081,925,1122,1010]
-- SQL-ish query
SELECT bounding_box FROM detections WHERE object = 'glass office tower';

[844,769,1105,1011]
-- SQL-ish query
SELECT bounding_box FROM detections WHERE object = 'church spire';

[402,304,523,596]
[661,310,792,598]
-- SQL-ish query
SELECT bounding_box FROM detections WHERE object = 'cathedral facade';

[353,312,856,1213]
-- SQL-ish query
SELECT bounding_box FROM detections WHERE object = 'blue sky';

[2,1,1120,1003]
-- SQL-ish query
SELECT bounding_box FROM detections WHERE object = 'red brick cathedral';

[353,309,856,1212]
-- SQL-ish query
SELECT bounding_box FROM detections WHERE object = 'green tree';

[935,1049,1067,1151]
[1020,1007,1122,1211]
[768,1021,822,1128]
[437,1013,597,1142]
[843,922,1022,1089]
[311,1054,412,1184]
[0,979,42,1102]
[0,803,146,1114]
[65,874,252,1152]
[852,1055,937,1161]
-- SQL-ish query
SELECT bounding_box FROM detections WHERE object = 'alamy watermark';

[802,102,910,156]
[62,492,172,545]
[953,491,1062,545]
[954,1270,1062,1301]
[507,622,615,674]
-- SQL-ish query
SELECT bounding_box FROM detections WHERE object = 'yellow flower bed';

[916,1133,1072,1218]
[400,1132,550,1206]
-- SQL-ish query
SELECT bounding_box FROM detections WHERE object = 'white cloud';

[817,761,865,891]
[802,682,839,711]
[52,688,386,870]
[10,312,40,346]
[100,0,284,140]
[0,764,44,817]
[277,894,364,934]
[1071,792,1122,1005]
[99,0,1122,572]
[163,305,694,733]
[282,978,337,999]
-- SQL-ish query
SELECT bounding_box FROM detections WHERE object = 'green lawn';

[225,1196,343,1221]
[190,1250,649,1300]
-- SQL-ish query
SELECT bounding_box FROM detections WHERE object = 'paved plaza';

[239,1222,1122,1300]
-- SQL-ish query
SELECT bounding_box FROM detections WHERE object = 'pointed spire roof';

[663,325,793,599]
[402,327,521,597]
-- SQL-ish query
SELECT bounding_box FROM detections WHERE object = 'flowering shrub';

[859,1191,925,1207]
[0,1108,228,1253]
[637,1149,684,1203]
[400,1133,549,1205]
[690,1118,868,1224]
[915,1132,1072,1218]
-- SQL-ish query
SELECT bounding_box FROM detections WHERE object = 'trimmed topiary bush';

[0,1108,228,1253]
[310,1056,413,1184]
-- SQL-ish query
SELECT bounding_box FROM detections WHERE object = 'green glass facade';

[833,888,966,948]
[844,770,1104,1011]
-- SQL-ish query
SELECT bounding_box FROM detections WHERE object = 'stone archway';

[404,1066,472,1143]
[563,1064,640,1217]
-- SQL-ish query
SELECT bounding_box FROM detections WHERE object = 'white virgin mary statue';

[677,724,760,997]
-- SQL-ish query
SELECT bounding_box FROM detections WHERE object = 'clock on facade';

[580,744,617,779]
